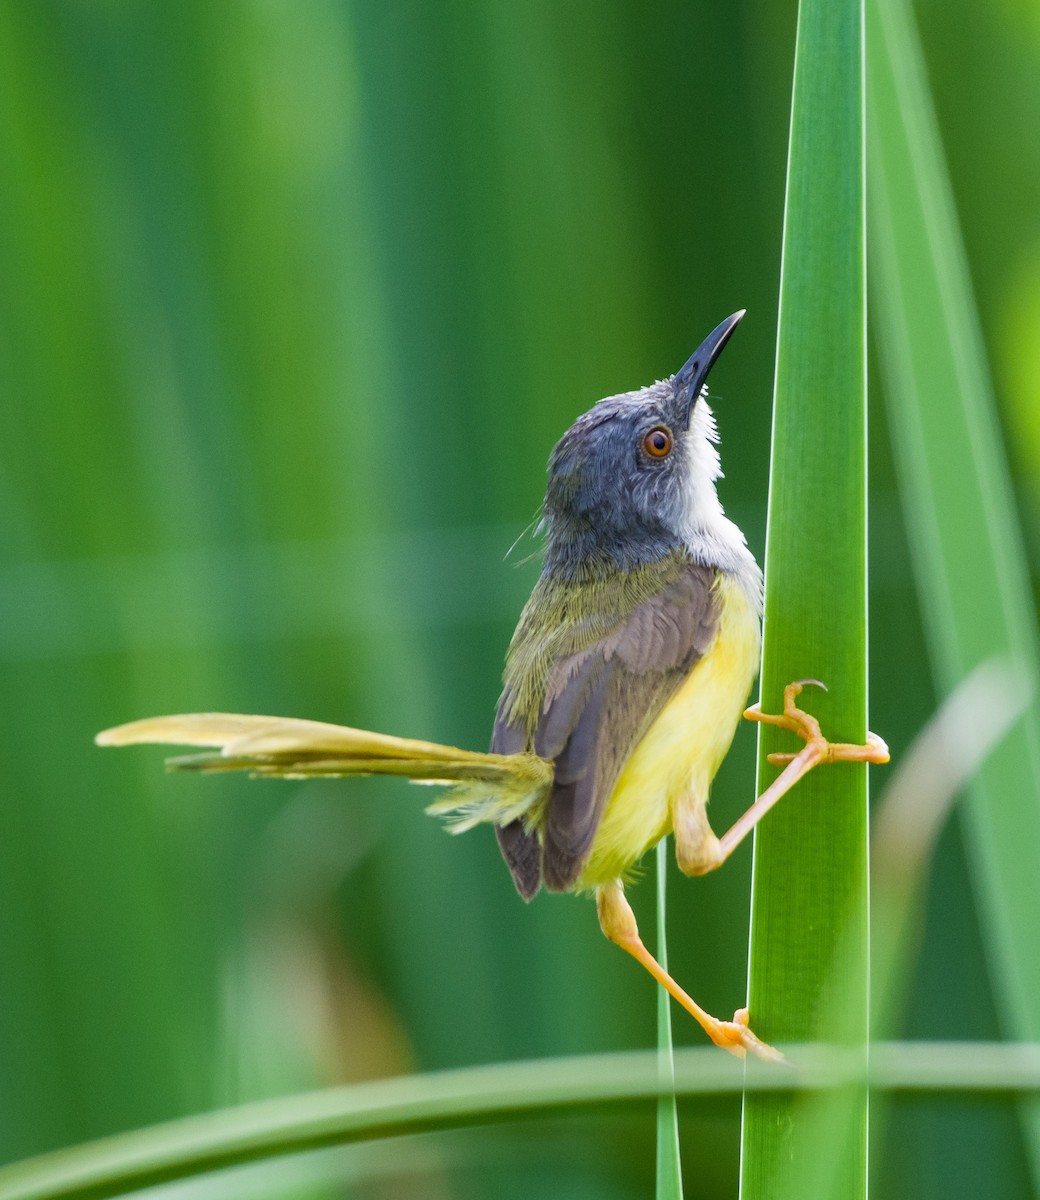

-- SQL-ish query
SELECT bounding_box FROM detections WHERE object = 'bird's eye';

[642,425,673,458]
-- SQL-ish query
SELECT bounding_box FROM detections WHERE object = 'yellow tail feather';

[96,712,551,832]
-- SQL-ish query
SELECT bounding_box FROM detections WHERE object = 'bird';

[97,310,888,1061]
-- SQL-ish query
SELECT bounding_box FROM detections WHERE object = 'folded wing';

[493,558,721,896]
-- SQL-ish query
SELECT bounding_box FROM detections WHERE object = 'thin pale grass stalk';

[871,659,1034,1034]
[655,838,684,1199]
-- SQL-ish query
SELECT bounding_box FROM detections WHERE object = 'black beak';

[676,309,745,426]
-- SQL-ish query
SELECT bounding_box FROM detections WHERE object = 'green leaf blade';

[740,0,869,1194]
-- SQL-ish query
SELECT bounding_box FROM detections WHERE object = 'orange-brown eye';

[642,425,673,458]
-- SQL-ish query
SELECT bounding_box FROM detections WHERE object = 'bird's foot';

[709,1007,786,1064]
[744,680,890,768]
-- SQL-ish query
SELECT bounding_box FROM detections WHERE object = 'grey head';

[542,311,746,579]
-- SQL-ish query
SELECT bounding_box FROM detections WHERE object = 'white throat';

[679,400,762,602]
[681,400,725,532]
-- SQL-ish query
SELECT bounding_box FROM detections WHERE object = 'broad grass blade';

[740,0,870,1195]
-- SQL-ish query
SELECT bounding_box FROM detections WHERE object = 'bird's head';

[542,311,745,578]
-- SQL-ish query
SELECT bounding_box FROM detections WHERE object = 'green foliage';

[0,1,1038,1197]
[4,1042,1040,1200]
[740,0,869,1194]
[869,0,1040,1187]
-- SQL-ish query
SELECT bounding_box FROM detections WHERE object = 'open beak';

[676,310,745,425]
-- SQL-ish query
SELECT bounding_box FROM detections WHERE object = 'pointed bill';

[676,310,746,424]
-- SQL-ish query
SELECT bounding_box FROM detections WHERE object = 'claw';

[766,751,799,766]
[793,678,828,693]
[710,1007,786,1064]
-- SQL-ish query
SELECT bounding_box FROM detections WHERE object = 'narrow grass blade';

[868,0,1040,1184]
[0,1052,745,1200]
[740,0,869,1196]
[9,1044,1040,1200]
[655,839,684,1200]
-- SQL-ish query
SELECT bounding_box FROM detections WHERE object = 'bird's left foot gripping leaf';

[711,1007,784,1063]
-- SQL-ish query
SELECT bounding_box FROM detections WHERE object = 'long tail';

[96,713,552,832]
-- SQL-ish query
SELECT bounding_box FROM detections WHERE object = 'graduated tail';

[96,713,552,833]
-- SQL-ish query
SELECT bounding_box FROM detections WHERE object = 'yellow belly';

[575,574,761,891]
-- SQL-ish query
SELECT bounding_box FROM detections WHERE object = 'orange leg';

[596,880,784,1063]
[713,680,889,864]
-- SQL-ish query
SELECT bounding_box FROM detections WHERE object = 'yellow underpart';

[575,574,761,891]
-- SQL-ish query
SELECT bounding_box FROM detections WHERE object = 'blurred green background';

[1,1,1038,1196]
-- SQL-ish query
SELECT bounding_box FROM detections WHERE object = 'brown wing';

[493,560,720,897]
